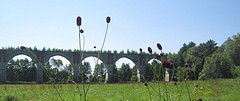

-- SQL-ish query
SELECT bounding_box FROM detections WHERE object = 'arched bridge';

[0,49,155,83]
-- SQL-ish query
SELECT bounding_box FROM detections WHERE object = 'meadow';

[0,78,240,101]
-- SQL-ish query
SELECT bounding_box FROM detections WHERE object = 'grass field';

[0,78,240,101]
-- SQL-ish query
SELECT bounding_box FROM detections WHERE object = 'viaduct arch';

[0,49,155,83]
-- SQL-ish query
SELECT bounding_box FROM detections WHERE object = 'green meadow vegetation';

[1,78,239,101]
[1,17,240,101]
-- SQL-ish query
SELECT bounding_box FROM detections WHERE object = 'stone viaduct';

[0,49,156,83]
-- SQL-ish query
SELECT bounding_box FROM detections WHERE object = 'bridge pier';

[36,63,43,83]
[0,62,7,83]
[73,64,80,83]
[137,65,145,82]
[105,64,114,83]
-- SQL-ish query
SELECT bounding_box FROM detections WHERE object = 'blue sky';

[1,0,239,54]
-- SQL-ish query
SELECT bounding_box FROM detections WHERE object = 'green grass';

[0,78,240,101]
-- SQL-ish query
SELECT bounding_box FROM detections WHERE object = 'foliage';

[224,33,240,66]
[7,59,37,82]
[79,62,92,83]
[118,63,132,82]
[92,63,106,82]
[235,66,240,77]
[130,66,138,82]
[199,47,234,80]
[144,64,154,81]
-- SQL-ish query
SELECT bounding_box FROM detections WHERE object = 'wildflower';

[76,16,82,26]
[20,46,26,50]
[157,43,162,50]
[184,64,188,68]
[162,60,173,68]
[195,85,198,88]
[186,72,190,75]
[155,54,161,59]
[160,53,163,56]
[144,83,148,87]
[106,16,111,23]
[198,98,202,101]
[147,47,152,54]
[80,29,84,33]
[193,86,198,93]
[68,80,72,83]
[139,48,142,52]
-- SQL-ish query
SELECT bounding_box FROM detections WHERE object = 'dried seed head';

[144,83,148,87]
[80,29,84,33]
[174,82,177,86]
[68,80,72,83]
[162,60,173,68]
[157,43,162,50]
[160,53,164,56]
[147,47,152,54]
[20,46,26,50]
[106,16,111,23]
[76,16,82,26]
[139,48,142,52]
[155,54,161,59]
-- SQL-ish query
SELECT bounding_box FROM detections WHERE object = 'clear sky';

[1,0,239,54]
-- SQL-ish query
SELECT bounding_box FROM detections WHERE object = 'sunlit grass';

[0,78,239,101]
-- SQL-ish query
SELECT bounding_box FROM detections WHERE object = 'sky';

[1,0,240,70]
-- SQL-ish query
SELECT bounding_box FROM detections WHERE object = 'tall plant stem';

[26,49,64,101]
[78,26,87,101]
[184,77,191,101]
[157,63,161,101]
[96,23,109,64]
[163,70,168,101]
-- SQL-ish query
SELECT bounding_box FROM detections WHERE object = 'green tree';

[178,42,196,67]
[7,58,37,82]
[92,63,106,82]
[118,63,132,82]
[130,66,138,82]
[199,47,234,79]
[144,63,154,81]
[79,62,92,82]
[224,33,240,66]
[183,47,202,80]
